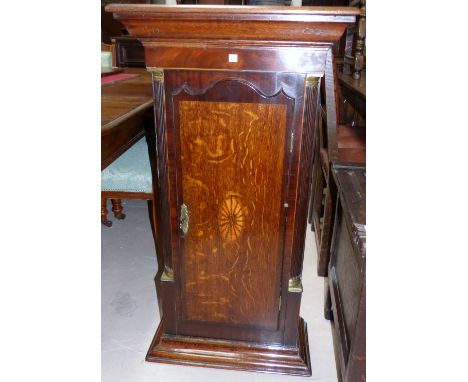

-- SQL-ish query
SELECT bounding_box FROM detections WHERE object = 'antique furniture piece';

[339,71,365,127]
[101,68,153,170]
[111,36,146,68]
[101,0,150,43]
[101,136,153,226]
[341,0,365,79]
[327,163,366,382]
[101,68,154,225]
[351,0,365,79]
[308,64,365,277]
[106,4,359,376]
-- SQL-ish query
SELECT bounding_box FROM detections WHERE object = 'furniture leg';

[324,277,333,320]
[101,197,112,227]
[111,198,126,220]
[147,199,163,318]
[308,144,320,228]
[317,185,333,276]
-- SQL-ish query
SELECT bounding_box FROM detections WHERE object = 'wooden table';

[101,67,153,170]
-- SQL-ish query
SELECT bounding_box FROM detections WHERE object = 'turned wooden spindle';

[353,0,366,80]
[101,197,112,227]
[111,198,126,220]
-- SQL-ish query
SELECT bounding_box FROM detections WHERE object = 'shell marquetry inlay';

[218,193,246,242]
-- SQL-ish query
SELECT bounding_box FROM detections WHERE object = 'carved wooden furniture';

[101,68,154,226]
[106,4,359,376]
[341,0,365,79]
[327,163,366,382]
[308,61,365,277]
[352,0,365,79]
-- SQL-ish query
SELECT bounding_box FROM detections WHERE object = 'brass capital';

[147,67,164,82]
[288,277,303,293]
[305,75,319,88]
[161,267,174,282]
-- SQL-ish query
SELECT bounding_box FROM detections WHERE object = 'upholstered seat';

[101,136,153,227]
[101,137,152,193]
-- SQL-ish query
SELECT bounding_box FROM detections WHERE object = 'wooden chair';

[308,57,365,277]
[101,136,153,227]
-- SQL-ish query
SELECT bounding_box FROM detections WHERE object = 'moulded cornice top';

[105,5,360,21]
[105,5,359,44]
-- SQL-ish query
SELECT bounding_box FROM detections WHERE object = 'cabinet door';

[163,70,305,343]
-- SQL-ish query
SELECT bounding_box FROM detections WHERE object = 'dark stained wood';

[352,0,366,80]
[162,69,306,345]
[106,5,358,376]
[290,79,320,280]
[101,0,150,43]
[328,163,366,382]
[101,191,152,200]
[147,317,311,376]
[112,36,146,68]
[310,56,365,277]
[324,50,339,162]
[101,68,153,170]
[339,71,366,122]
[107,5,359,44]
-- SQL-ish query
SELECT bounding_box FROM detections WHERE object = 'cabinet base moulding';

[146,317,312,376]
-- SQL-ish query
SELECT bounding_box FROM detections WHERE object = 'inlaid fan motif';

[218,193,246,241]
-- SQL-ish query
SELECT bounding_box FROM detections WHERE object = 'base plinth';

[145,317,312,376]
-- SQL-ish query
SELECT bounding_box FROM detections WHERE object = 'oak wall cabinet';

[106,5,358,376]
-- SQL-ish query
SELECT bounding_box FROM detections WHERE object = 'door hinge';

[279,294,282,311]
[290,131,294,153]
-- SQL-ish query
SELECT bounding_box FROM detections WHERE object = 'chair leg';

[111,199,126,220]
[101,197,112,227]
